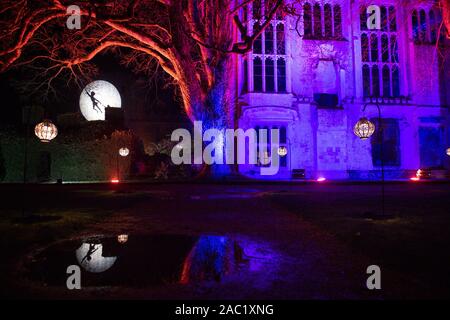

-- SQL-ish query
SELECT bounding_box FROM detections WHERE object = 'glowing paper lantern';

[416,169,422,178]
[117,234,128,244]
[446,148,450,156]
[353,117,375,140]
[79,80,121,121]
[119,147,130,157]
[277,146,288,157]
[34,119,58,142]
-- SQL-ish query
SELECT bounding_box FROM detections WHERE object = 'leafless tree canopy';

[0,0,448,124]
[0,0,283,125]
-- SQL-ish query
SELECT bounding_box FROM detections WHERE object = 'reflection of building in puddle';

[180,236,244,284]
[76,243,117,273]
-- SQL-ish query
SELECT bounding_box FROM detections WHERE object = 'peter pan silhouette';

[85,90,103,113]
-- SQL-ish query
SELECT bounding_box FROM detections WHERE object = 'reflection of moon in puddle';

[76,243,117,273]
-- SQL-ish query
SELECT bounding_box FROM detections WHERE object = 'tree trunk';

[186,56,238,180]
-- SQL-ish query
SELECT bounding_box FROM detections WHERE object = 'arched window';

[313,3,322,38]
[361,34,369,62]
[245,4,287,94]
[382,65,391,97]
[334,5,342,38]
[253,0,261,20]
[304,4,342,40]
[361,5,400,98]
[265,24,274,54]
[381,34,389,62]
[436,10,445,41]
[242,59,248,93]
[276,8,284,20]
[324,4,332,38]
[390,35,398,63]
[265,58,275,92]
[419,9,427,42]
[372,65,380,97]
[280,153,287,167]
[255,126,260,145]
[370,34,379,62]
[392,66,400,97]
[363,65,371,97]
[360,6,368,31]
[381,6,388,31]
[277,58,286,92]
[253,57,263,92]
[264,126,270,145]
[412,10,419,42]
[280,126,287,144]
[429,10,437,43]
[242,4,248,23]
[389,6,397,31]
[276,23,285,54]
[253,31,262,54]
[304,3,313,38]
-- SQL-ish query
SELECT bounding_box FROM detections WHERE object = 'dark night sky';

[0,71,21,124]
[0,52,182,125]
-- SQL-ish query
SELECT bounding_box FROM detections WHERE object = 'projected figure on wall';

[79,80,121,121]
[85,90,103,113]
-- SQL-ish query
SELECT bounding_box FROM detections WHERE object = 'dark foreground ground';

[0,182,449,299]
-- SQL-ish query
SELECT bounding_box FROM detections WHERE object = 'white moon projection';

[79,80,121,121]
[76,243,117,273]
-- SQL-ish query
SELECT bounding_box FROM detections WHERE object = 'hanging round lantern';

[119,147,130,157]
[277,146,288,157]
[117,234,128,244]
[34,119,58,143]
[446,148,450,156]
[353,117,375,140]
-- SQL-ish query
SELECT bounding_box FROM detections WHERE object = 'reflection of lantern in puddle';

[117,234,128,244]
[180,236,243,284]
[76,243,117,273]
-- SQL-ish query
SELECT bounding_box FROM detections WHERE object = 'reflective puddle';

[25,234,261,288]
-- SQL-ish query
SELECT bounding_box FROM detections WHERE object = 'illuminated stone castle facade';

[236,0,450,179]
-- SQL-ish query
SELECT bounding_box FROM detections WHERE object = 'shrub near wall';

[0,127,29,182]
[51,137,115,182]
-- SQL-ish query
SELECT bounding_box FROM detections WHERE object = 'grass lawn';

[267,183,450,298]
[0,182,449,299]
